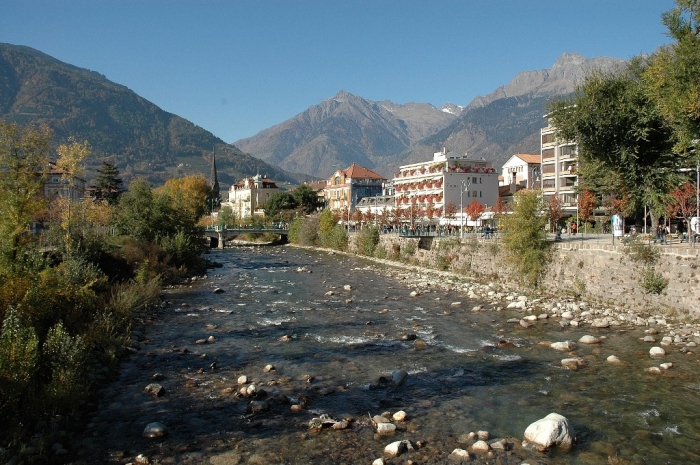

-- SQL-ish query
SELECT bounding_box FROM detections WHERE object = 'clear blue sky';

[1,0,675,144]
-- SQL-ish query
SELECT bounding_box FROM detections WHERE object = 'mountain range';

[0,43,300,186]
[0,42,625,187]
[235,52,625,179]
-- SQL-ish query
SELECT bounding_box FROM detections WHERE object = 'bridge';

[203,226,289,248]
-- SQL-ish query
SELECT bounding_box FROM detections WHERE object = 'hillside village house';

[500,153,542,190]
[392,147,499,227]
[222,174,279,219]
[45,161,87,201]
[324,164,385,213]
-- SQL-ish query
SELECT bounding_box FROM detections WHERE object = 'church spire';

[211,146,220,206]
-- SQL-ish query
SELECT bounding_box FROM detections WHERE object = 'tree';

[92,161,123,205]
[155,174,211,231]
[444,202,458,225]
[292,184,322,214]
[577,187,598,233]
[264,192,297,219]
[465,199,485,222]
[645,0,700,155]
[547,195,563,232]
[0,122,51,267]
[499,190,550,287]
[547,61,680,230]
[218,205,236,228]
[666,181,698,233]
[113,178,174,244]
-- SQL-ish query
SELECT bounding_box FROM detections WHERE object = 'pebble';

[142,422,168,438]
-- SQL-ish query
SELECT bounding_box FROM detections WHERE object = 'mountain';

[236,53,625,178]
[234,90,459,179]
[0,43,299,187]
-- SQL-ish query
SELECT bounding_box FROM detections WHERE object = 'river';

[72,246,700,465]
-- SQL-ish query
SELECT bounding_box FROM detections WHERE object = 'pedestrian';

[656,224,666,244]
[571,222,577,236]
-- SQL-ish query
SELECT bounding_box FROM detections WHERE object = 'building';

[324,163,386,212]
[354,195,395,225]
[540,120,578,215]
[223,174,279,219]
[500,153,542,190]
[45,161,86,202]
[392,147,499,226]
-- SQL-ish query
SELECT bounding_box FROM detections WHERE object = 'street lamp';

[460,178,472,240]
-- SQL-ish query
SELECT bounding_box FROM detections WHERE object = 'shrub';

[640,267,668,294]
[41,322,88,415]
[624,238,659,264]
[499,190,550,287]
[356,227,380,256]
[0,307,39,419]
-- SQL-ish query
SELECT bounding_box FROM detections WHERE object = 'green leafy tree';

[547,61,680,230]
[264,192,297,219]
[499,190,550,287]
[0,122,51,267]
[218,205,236,227]
[645,0,700,155]
[92,161,124,205]
[292,184,323,214]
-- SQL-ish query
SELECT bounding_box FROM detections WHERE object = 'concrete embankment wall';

[357,235,700,317]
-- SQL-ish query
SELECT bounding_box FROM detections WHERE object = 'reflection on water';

[75,247,700,464]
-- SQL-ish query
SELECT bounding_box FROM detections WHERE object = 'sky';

[1,0,677,144]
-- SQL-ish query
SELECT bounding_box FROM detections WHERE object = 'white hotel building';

[392,147,499,225]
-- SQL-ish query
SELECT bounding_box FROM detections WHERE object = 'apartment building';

[393,147,499,225]
[500,153,542,190]
[541,121,578,214]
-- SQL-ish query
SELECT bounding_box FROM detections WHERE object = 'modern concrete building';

[541,120,579,215]
[392,147,499,226]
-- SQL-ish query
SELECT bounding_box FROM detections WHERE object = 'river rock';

[561,357,586,370]
[450,448,470,459]
[551,341,575,351]
[142,422,168,438]
[343,285,352,291]
[392,410,407,422]
[476,430,490,440]
[414,339,428,349]
[523,413,575,451]
[237,375,248,384]
[213,288,224,294]
[144,383,165,397]
[263,364,275,372]
[410,291,420,297]
[520,319,533,328]
[249,400,270,412]
[377,422,396,434]
[660,362,673,370]
[646,366,662,374]
[471,440,490,453]
[384,440,414,457]
[372,459,385,465]
[649,347,666,357]
[392,369,408,386]
[607,355,621,363]
[578,335,600,344]
[561,311,574,319]
[325,290,334,296]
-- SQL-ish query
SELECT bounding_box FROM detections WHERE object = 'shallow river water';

[73,246,700,465]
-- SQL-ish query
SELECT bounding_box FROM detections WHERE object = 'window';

[542,164,555,174]
[541,133,554,144]
[561,145,576,156]
[542,148,555,160]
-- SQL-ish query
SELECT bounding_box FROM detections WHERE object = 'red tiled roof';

[514,154,541,164]
[343,163,385,180]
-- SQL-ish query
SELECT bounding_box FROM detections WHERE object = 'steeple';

[211,146,220,205]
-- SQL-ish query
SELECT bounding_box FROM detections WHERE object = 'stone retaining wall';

[363,235,700,317]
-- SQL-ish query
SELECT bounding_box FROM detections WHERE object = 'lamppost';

[460,178,471,240]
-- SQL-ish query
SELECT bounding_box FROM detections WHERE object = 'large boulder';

[523,413,575,451]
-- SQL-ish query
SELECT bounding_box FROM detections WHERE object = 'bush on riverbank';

[355,226,380,256]
[492,190,551,287]
[289,211,348,251]
[0,122,210,459]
